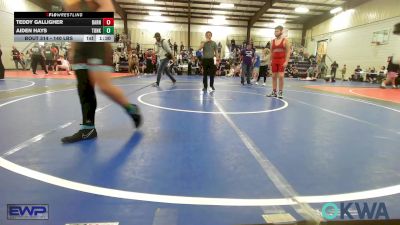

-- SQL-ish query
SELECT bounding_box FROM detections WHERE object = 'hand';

[283,61,288,68]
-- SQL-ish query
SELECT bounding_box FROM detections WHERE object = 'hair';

[275,26,284,31]
[205,31,212,35]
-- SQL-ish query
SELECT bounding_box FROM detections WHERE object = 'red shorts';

[271,61,285,73]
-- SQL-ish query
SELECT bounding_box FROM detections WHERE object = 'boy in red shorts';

[267,26,291,99]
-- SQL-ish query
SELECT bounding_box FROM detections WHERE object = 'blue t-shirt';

[254,54,260,67]
[196,50,202,58]
[241,49,254,66]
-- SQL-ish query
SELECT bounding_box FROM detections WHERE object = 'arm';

[284,39,291,67]
[214,42,219,59]
[198,41,205,51]
[269,42,273,66]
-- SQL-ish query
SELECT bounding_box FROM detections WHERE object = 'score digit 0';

[103,26,114,34]
[103,18,114,26]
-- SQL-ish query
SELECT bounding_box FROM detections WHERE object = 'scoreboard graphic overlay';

[14,12,114,42]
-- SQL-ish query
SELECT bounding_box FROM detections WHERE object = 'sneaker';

[202,88,207,92]
[127,104,142,128]
[152,83,159,87]
[380,82,386,88]
[262,83,266,86]
[172,80,176,86]
[278,91,283,99]
[255,82,259,85]
[393,85,398,89]
[211,86,215,91]
[61,128,97,143]
[266,91,277,97]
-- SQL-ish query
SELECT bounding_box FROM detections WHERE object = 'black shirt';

[388,61,399,72]
[0,49,3,66]
[12,49,20,60]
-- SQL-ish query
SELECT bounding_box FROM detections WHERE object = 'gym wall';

[0,0,44,69]
[305,0,400,78]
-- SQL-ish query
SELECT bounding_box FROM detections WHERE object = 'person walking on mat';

[153,32,176,87]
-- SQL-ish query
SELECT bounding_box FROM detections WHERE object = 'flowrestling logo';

[7,204,49,220]
[321,202,389,220]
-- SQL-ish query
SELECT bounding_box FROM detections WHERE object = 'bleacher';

[287,57,316,78]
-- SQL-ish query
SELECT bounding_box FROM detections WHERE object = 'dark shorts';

[72,43,113,72]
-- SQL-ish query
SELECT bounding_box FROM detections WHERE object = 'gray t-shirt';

[203,41,217,59]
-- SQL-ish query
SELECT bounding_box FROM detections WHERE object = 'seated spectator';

[53,55,71,75]
[366,67,377,83]
[351,65,363,81]
[306,65,315,78]
[117,39,124,52]
[379,66,388,77]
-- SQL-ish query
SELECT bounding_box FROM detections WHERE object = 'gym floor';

[0,72,400,225]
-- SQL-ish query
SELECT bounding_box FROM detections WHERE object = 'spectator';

[330,61,339,82]
[341,64,347,80]
[168,39,173,50]
[128,50,139,76]
[11,46,25,70]
[25,50,32,70]
[217,42,222,55]
[240,42,255,85]
[307,65,315,78]
[180,42,184,52]
[113,50,120,72]
[0,44,4,79]
[257,47,270,86]
[136,43,140,53]
[366,67,377,83]
[266,41,271,49]
[117,39,124,52]
[379,66,388,77]
[350,65,362,81]
[173,42,178,56]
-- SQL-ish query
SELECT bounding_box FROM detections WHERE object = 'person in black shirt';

[30,43,48,75]
[136,43,140,53]
[0,44,4,79]
[381,57,399,88]
[330,61,339,82]
[173,42,178,56]
[180,42,184,52]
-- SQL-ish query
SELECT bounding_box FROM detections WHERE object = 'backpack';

[161,39,173,60]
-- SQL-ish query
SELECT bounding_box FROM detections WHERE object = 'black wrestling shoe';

[128,104,142,128]
[61,128,97,143]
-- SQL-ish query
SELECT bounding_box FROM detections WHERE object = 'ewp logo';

[321,202,389,220]
[7,204,49,220]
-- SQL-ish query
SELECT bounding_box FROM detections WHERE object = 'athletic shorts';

[387,71,398,79]
[72,43,113,72]
[271,62,285,73]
